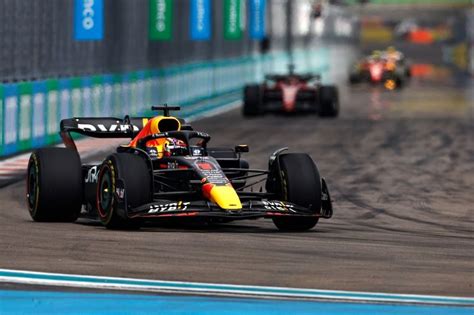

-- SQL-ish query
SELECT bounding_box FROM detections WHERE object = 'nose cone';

[203,183,242,210]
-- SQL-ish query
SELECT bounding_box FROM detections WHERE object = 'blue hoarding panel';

[249,0,266,40]
[2,84,19,155]
[74,0,104,40]
[190,0,211,40]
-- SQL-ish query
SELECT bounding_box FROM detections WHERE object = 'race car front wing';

[128,200,322,220]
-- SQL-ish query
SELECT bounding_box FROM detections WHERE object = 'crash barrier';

[0,49,329,157]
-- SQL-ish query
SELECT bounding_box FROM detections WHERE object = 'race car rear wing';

[264,73,321,82]
[61,117,147,138]
[60,116,190,151]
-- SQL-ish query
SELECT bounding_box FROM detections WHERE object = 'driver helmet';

[386,46,397,53]
[371,50,382,60]
[128,115,183,159]
[164,138,187,156]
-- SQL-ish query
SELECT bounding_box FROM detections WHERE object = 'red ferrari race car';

[243,66,339,117]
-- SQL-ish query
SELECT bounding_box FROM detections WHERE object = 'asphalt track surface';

[0,67,473,298]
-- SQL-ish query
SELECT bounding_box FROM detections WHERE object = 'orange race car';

[349,48,411,90]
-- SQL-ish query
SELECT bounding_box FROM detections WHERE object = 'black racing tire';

[97,153,152,229]
[27,148,83,222]
[361,70,371,82]
[396,77,404,89]
[243,85,263,116]
[384,73,403,90]
[272,153,321,231]
[349,73,360,84]
[405,66,412,78]
[319,85,339,118]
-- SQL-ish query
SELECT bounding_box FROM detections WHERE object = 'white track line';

[0,269,473,306]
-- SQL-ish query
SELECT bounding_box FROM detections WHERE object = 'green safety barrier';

[0,48,328,157]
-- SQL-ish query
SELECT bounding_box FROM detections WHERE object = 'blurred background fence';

[0,0,470,158]
[0,0,358,156]
[0,0,259,81]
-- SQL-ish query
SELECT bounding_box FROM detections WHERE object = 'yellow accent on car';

[384,79,396,90]
[209,185,242,210]
[385,61,396,71]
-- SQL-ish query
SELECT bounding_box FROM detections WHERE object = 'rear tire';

[405,66,412,78]
[319,85,339,117]
[27,148,83,222]
[243,85,263,116]
[97,153,152,229]
[349,73,360,84]
[396,77,403,88]
[271,153,321,231]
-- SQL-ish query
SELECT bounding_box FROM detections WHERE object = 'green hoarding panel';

[149,0,173,40]
[224,0,243,40]
[18,82,32,150]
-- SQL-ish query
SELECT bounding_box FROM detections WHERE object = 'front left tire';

[243,85,263,116]
[97,153,152,229]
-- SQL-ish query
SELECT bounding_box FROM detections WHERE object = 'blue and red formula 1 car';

[26,105,333,231]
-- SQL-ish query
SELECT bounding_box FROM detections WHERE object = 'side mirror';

[235,145,249,153]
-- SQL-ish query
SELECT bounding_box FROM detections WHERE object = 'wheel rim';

[98,168,113,217]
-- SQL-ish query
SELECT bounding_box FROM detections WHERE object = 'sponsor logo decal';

[196,162,214,170]
[85,166,99,183]
[192,148,203,156]
[147,147,158,158]
[77,123,139,132]
[195,159,228,185]
[148,201,191,214]
[115,188,125,199]
[263,200,296,212]
[74,0,104,40]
